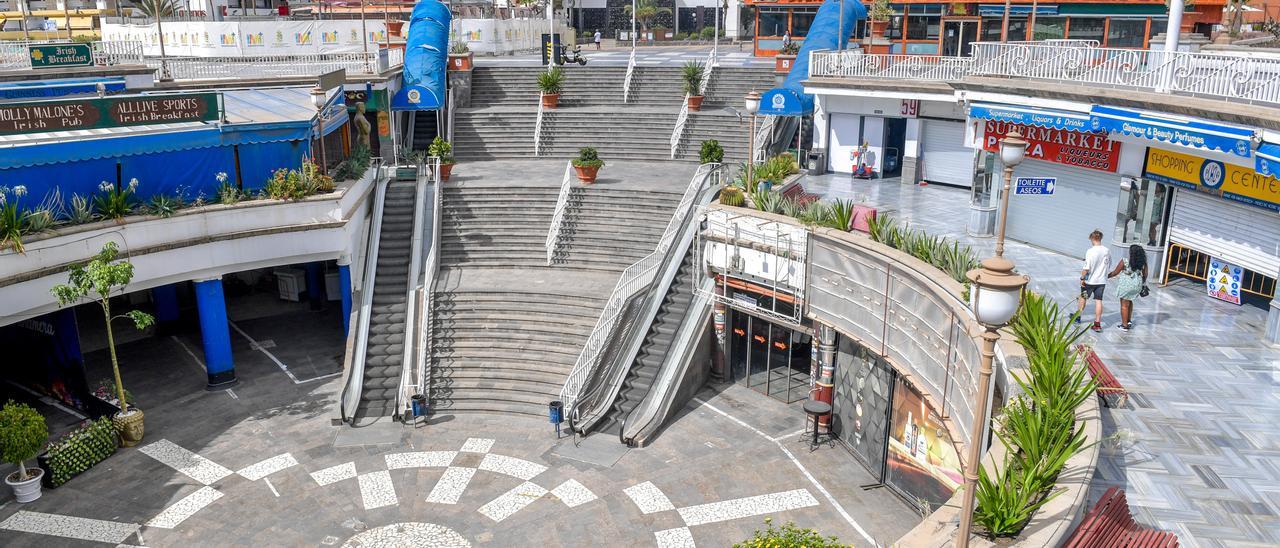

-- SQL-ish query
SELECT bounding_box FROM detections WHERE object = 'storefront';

[725,283,814,404]
[816,95,965,183]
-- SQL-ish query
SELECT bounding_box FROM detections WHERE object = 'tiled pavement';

[803,174,1280,547]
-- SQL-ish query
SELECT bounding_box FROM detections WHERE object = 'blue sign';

[969,103,1093,132]
[1089,105,1256,158]
[758,88,808,117]
[1014,177,1056,195]
[0,78,126,100]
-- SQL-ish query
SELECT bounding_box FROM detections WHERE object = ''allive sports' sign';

[0,93,220,136]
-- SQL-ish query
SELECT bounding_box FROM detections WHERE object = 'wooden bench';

[1077,344,1128,408]
[1063,487,1180,547]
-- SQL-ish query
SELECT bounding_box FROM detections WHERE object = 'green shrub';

[428,137,455,164]
[572,147,604,168]
[147,193,183,218]
[449,40,469,54]
[93,179,138,220]
[302,161,335,193]
[798,200,830,227]
[699,139,724,164]
[700,26,717,40]
[264,168,306,200]
[69,194,96,225]
[822,199,854,231]
[780,41,801,55]
[44,417,118,487]
[734,518,846,548]
[0,401,48,482]
[865,214,977,285]
[537,67,565,94]
[719,186,745,207]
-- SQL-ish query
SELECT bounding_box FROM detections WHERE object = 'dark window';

[1067,17,1105,43]
[792,9,817,37]
[980,17,1003,42]
[1032,16,1066,40]
[1108,18,1147,48]
[759,9,787,37]
[1006,17,1028,41]
[886,15,904,40]
[906,15,940,40]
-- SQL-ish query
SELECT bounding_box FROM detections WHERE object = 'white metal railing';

[559,163,718,412]
[622,49,637,103]
[1,40,144,70]
[152,50,399,80]
[809,50,974,82]
[544,162,575,265]
[669,49,717,159]
[407,157,444,415]
[752,114,776,163]
[395,156,432,417]
[700,48,716,96]
[534,93,545,156]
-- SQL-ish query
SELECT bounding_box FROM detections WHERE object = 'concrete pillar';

[726,0,742,41]
[902,118,922,185]
[194,277,237,389]
[814,322,836,431]
[305,262,325,311]
[338,259,353,337]
[151,283,181,324]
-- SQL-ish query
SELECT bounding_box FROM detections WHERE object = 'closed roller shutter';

[1169,190,1280,276]
[920,120,972,188]
[1003,158,1119,259]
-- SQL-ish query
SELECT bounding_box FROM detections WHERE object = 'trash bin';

[548,401,564,424]
[807,150,826,175]
[411,394,428,417]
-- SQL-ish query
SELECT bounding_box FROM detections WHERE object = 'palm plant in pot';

[682,61,705,111]
[1,401,49,503]
[51,242,155,448]
[538,67,565,109]
[428,136,456,181]
[572,147,604,183]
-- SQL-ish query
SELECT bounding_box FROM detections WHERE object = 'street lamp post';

[956,129,1030,547]
[311,85,329,176]
[744,90,761,192]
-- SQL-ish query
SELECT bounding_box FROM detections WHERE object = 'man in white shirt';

[1077,230,1111,332]
[593,30,602,50]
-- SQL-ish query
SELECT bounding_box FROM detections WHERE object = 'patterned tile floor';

[803,174,1280,547]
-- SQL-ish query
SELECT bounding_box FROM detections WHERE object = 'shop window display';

[1108,18,1147,48]
[1115,177,1171,247]
[884,377,964,512]
[1068,17,1105,43]
[832,337,893,478]
[759,8,788,37]
[1032,16,1066,40]
[791,8,817,37]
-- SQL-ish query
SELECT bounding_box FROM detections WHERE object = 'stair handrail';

[395,155,433,418]
[753,114,776,163]
[622,49,637,103]
[533,92,545,156]
[559,163,720,419]
[700,48,716,96]
[339,158,390,424]
[670,93,691,159]
[415,156,444,404]
[544,161,575,265]
[570,164,724,434]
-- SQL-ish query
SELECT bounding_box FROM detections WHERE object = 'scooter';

[559,45,589,66]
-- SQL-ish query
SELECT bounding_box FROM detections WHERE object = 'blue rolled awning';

[968,103,1093,132]
[0,77,127,100]
[1256,142,1280,177]
[1089,105,1256,158]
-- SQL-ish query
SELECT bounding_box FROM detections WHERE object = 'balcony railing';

[153,50,402,80]
[808,41,1280,107]
[0,41,144,71]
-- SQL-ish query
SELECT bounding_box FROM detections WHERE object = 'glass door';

[729,310,749,383]
[747,316,770,392]
[941,19,979,57]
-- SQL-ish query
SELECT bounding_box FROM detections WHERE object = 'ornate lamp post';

[956,129,1030,547]
[311,85,329,175]
[744,90,760,191]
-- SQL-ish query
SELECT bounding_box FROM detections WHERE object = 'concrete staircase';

[556,187,683,269]
[451,108,538,162]
[702,66,777,110]
[678,112,752,163]
[540,109,675,161]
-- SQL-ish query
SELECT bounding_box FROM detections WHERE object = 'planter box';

[448,52,473,71]
[37,416,120,489]
[775,54,797,74]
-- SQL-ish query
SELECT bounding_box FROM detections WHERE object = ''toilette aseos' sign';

[983,121,1120,172]
[0,93,220,136]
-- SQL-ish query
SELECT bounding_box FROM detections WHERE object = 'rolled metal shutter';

[1168,190,1280,276]
[920,120,973,188]
[1002,158,1120,260]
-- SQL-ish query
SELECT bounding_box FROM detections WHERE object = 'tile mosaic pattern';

[477,482,549,522]
[549,479,598,508]
[139,439,234,485]
[146,486,224,529]
[624,481,676,514]
[357,470,399,510]
[339,522,470,548]
[676,489,819,527]
[310,462,357,486]
[478,453,547,481]
[654,527,697,548]
[459,437,495,454]
[385,451,457,470]
[236,453,298,481]
[424,467,477,505]
[0,511,139,544]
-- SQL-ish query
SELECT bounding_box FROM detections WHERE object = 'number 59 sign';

[901,99,919,118]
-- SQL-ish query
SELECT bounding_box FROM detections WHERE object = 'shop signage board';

[1015,177,1056,195]
[900,99,919,118]
[982,121,1120,172]
[1206,257,1244,305]
[1143,148,1280,213]
[0,93,220,136]
[28,43,93,69]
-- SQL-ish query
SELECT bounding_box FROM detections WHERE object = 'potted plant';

[775,41,801,73]
[1,401,49,503]
[538,67,565,109]
[699,139,725,164]
[572,147,604,183]
[682,61,705,111]
[869,0,893,38]
[51,242,155,448]
[448,39,473,71]
[428,137,456,181]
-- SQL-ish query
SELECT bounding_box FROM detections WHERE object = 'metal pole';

[1029,0,1038,40]
[631,0,636,50]
[1000,0,1011,42]
[361,0,370,71]
[157,9,170,81]
[1163,0,1184,53]
[548,0,556,68]
[838,0,843,51]
[747,113,756,191]
[64,1,72,41]
[316,108,328,175]
[956,329,999,548]
[383,0,390,48]
[19,0,30,41]
[714,0,719,57]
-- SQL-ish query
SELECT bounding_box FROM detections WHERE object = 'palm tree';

[135,0,183,80]
[624,0,671,35]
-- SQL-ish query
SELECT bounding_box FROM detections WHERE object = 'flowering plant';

[93,179,138,220]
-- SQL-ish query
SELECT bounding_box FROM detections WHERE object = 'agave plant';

[823,199,855,231]
[798,201,829,227]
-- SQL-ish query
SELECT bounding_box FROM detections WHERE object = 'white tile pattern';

[145,486,224,529]
[549,479,597,508]
[623,481,676,514]
[459,438,495,453]
[385,451,457,470]
[477,482,548,522]
[310,462,357,486]
[0,511,139,544]
[676,489,818,527]
[357,471,399,510]
[236,453,298,481]
[654,527,697,548]
[139,439,234,485]
[425,467,476,504]
[339,522,470,548]
[478,453,546,481]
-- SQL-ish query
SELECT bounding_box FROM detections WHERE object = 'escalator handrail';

[339,158,389,424]
[393,155,433,418]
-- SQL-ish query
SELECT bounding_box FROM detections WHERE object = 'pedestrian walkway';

[801,174,1280,547]
[475,45,772,68]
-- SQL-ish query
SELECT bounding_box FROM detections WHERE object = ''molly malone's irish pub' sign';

[0,93,221,136]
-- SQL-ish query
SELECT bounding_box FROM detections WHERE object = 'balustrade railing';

[622,49,637,103]
[544,162,574,265]
[150,50,399,80]
[411,157,444,411]
[669,50,717,159]
[534,93,545,156]
[809,50,973,81]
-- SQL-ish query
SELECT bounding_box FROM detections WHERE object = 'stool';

[802,399,834,452]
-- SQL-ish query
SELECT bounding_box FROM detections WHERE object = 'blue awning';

[0,78,127,101]
[1256,142,1280,177]
[969,103,1093,132]
[977,5,1058,16]
[1089,105,1256,158]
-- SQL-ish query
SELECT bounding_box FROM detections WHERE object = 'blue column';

[194,277,237,389]
[305,262,325,311]
[152,283,180,324]
[338,262,353,337]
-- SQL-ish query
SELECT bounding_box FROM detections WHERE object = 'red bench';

[1064,487,1179,548]
[779,182,821,205]
[1077,344,1128,408]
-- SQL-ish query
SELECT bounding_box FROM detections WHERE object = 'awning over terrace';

[1255,142,1280,177]
[1089,105,1257,159]
[967,103,1094,132]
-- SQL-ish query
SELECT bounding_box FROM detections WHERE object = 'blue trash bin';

[412,395,428,417]
[548,401,564,424]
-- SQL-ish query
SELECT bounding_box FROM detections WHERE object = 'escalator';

[595,249,697,436]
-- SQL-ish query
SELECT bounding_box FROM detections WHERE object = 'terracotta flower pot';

[448,52,473,71]
[871,20,890,37]
[774,54,797,74]
[439,163,455,181]
[541,93,559,109]
[113,408,145,448]
[688,95,704,111]
[5,468,43,503]
[574,165,600,183]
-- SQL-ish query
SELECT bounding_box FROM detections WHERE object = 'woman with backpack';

[1108,244,1149,331]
